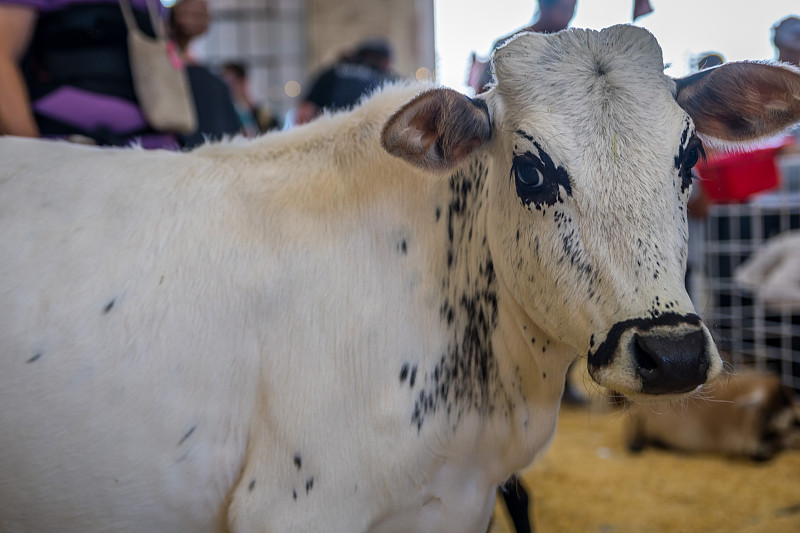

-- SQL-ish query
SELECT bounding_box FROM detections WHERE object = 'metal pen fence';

[698,155,800,391]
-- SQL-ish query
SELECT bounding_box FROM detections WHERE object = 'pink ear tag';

[166,40,184,70]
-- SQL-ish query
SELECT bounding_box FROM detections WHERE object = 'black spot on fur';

[413,158,504,432]
[293,453,302,470]
[248,479,256,492]
[399,239,408,254]
[292,489,297,500]
[305,477,314,493]
[103,299,115,314]
[400,363,409,383]
[409,366,417,387]
[27,353,42,363]
[178,425,196,446]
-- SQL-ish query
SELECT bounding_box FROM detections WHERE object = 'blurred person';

[773,16,800,149]
[469,0,577,94]
[164,0,244,149]
[0,0,236,149]
[221,61,280,136]
[170,0,208,59]
[505,0,578,38]
[294,39,398,126]
[773,15,800,66]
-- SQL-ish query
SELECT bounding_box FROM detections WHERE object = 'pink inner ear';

[409,113,439,152]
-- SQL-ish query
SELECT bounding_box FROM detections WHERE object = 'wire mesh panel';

[702,198,800,391]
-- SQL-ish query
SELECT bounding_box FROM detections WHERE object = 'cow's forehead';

[491,25,679,131]
[489,24,690,190]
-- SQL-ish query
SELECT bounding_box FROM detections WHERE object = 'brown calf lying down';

[627,372,800,461]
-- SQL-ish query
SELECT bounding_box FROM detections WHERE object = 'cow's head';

[381,25,800,399]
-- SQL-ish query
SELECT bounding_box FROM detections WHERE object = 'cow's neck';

[424,155,575,473]
[416,157,503,430]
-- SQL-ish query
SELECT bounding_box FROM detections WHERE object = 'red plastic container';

[696,143,789,203]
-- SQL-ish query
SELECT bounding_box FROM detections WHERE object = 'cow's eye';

[511,134,572,209]
[514,156,545,188]
[683,146,699,170]
[678,136,704,192]
[682,138,705,171]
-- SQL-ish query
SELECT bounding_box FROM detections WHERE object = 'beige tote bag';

[119,0,197,134]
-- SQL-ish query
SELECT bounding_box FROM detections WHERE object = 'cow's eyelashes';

[514,155,545,188]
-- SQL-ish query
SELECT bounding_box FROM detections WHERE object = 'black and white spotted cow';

[1,25,799,533]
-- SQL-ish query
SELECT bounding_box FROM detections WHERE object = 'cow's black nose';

[633,329,709,394]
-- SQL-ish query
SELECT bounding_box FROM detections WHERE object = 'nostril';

[634,334,660,378]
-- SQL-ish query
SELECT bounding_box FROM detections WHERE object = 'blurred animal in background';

[735,230,800,313]
[626,371,800,461]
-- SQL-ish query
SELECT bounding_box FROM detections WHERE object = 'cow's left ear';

[675,62,800,143]
[381,88,492,171]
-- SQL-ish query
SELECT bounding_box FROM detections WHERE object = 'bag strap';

[119,0,165,40]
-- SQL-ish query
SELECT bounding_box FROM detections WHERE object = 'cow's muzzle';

[587,312,721,397]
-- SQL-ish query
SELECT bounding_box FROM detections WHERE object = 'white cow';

[1,25,799,532]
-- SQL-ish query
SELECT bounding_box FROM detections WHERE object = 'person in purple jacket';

[0,0,211,148]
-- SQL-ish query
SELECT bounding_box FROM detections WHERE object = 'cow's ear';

[381,88,492,171]
[675,62,800,143]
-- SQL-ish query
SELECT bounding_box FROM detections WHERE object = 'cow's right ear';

[381,88,492,172]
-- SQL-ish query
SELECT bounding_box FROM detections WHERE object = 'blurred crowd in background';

[0,0,796,153]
